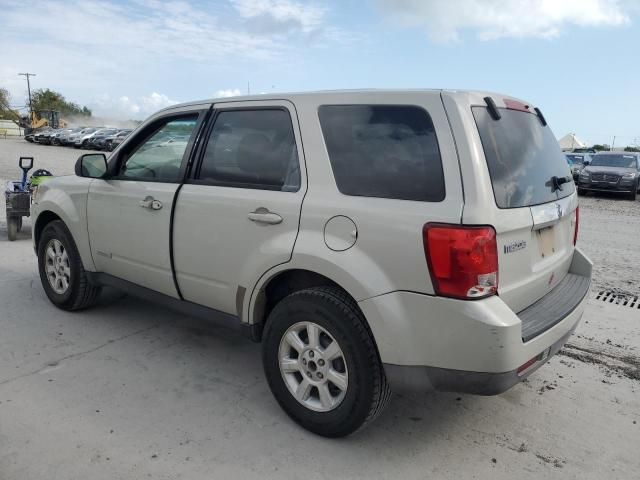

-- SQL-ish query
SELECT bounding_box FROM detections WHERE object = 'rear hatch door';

[469,100,578,313]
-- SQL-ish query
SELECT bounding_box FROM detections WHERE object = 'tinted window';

[197,109,300,191]
[318,105,445,201]
[120,116,198,181]
[473,107,575,209]
[590,154,637,168]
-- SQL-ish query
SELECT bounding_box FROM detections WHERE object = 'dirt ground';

[0,137,638,479]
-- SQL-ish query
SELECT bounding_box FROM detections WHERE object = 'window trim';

[106,110,206,184]
[317,103,447,203]
[187,106,302,192]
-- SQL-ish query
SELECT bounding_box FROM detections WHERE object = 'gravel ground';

[0,137,638,479]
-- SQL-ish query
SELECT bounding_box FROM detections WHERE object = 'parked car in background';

[31,90,592,437]
[59,127,86,146]
[87,128,119,150]
[73,127,102,149]
[68,128,98,147]
[50,128,75,146]
[578,152,640,200]
[33,128,55,144]
[566,153,592,181]
[572,148,597,154]
[104,129,133,151]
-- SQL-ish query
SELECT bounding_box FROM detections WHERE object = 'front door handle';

[248,208,282,225]
[139,196,163,210]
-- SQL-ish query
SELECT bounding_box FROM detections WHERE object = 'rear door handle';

[248,208,282,225]
[139,196,163,210]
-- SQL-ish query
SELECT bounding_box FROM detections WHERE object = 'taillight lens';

[573,207,579,246]
[423,224,498,300]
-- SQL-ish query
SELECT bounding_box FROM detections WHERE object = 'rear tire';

[262,286,391,437]
[629,190,637,201]
[37,220,101,311]
[7,216,18,241]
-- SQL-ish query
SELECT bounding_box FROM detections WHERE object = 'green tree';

[591,144,609,151]
[623,146,640,152]
[0,87,22,123]
[31,88,92,117]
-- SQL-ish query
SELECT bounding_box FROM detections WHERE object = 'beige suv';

[31,90,592,437]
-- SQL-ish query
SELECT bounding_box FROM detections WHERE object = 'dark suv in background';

[578,152,640,200]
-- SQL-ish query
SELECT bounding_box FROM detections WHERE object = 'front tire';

[37,220,101,310]
[262,286,391,437]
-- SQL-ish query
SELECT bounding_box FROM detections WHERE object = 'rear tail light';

[423,224,498,300]
[573,207,579,246]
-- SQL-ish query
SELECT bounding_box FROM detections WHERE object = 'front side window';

[318,105,445,202]
[197,109,300,191]
[119,116,198,181]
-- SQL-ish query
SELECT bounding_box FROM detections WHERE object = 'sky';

[1,0,639,147]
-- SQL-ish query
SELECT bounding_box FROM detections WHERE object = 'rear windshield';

[473,107,574,209]
[318,105,445,202]
[590,154,637,168]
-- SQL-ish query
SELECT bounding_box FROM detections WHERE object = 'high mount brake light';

[423,224,498,300]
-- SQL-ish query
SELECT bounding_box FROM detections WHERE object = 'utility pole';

[18,72,36,120]
[611,136,616,151]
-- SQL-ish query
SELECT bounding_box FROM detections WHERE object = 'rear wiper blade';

[547,175,571,192]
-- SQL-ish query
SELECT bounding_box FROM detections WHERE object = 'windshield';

[566,154,588,165]
[473,107,574,209]
[590,154,637,168]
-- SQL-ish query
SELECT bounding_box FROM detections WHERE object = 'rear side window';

[473,107,575,209]
[197,109,300,191]
[318,105,445,202]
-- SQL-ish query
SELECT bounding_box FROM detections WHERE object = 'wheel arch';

[245,262,373,342]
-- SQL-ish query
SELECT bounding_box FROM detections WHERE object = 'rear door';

[447,93,578,313]
[172,101,306,315]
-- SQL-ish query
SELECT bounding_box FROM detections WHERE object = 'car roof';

[156,88,532,113]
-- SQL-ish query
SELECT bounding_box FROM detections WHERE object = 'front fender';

[32,175,95,271]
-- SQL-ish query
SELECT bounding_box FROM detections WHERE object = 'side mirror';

[75,153,108,178]
[583,160,591,166]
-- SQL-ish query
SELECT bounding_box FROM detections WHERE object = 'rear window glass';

[473,107,575,209]
[318,105,445,202]
[590,154,637,168]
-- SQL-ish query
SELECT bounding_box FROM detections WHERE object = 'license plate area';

[536,226,555,258]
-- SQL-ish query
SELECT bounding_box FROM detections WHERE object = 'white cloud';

[231,0,326,34]
[0,0,350,119]
[215,89,243,98]
[376,0,631,42]
[89,92,178,118]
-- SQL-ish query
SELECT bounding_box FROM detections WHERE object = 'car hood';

[584,166,637,174]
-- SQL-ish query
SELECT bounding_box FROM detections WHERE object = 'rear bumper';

[384,324,576,395]
[359,248,592,394]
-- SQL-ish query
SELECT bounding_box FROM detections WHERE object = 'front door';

[87,112,202,297]
[172,101,306,315]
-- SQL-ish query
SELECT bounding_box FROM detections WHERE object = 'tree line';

[0,87,92,120]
